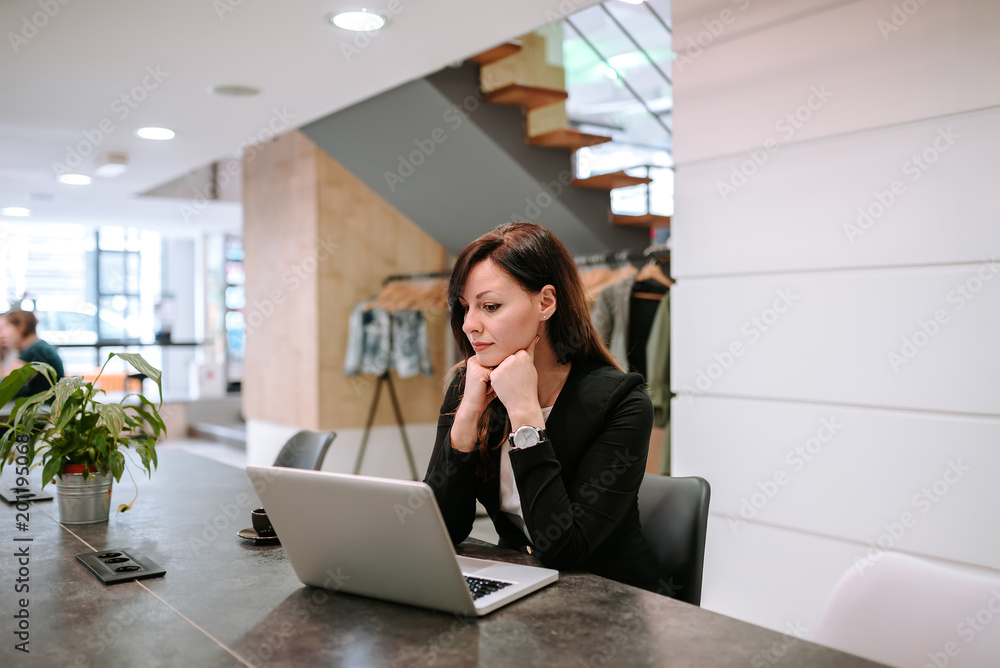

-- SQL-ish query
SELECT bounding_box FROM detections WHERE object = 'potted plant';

[0,352,166,524]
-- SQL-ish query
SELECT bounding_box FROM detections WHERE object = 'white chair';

[811,551,1000,667]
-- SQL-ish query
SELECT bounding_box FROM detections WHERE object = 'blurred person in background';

[0,310,64,398]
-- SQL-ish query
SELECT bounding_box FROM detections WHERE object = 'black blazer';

[424,358,661,591]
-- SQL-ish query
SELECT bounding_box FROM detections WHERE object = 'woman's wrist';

[507,407,545,433]
[449,408,480,452]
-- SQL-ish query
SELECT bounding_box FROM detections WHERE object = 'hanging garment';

[391,310,433,379]
[344,302,433,378]
[591,274,636,372]
[645,292,671,475]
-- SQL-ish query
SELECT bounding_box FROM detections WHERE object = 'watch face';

[513,427,539,449]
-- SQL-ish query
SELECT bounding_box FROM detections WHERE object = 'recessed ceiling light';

[58,174,92,185]
[1,207,30,217]
[209,85,261,97]
[136,127,175,140]
[330,10,386,32]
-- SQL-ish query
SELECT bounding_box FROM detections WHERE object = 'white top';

[500,406,553,540]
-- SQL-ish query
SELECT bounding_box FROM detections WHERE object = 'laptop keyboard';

[465,575,513,601]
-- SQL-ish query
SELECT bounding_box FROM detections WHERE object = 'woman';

[1,310,64,398]
[424,222,660,591]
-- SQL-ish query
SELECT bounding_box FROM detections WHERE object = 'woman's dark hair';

[5,310,37,337]
[446,222,620,476]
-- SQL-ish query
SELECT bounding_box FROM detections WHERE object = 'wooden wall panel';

[315,147,447,431]
[243,130,447,432]
[242,131,320,429]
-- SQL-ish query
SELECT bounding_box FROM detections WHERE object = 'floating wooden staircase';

[483,83,567,110]
[573,171,652,190]
[528,128,612,151]
[469,40,523,66]
[609,213,672,227]
[472,36,669,230]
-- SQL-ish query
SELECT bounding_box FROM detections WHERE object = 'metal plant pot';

[56,468,113,524]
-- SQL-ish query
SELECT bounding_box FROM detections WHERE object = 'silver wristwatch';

[508,425,549,450]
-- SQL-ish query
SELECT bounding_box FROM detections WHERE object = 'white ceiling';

[0,0,601,235]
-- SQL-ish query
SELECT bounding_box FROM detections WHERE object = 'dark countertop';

[0,450,884,667]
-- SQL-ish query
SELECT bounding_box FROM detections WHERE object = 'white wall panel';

[672,108,1000,277]
[701,515,866,635]
[674,396,1000,569]
[671,265,1000,415]
[672,0,1000,163]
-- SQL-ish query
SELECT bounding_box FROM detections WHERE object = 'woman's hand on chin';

[489,337,542,423]
[450,356,494,452]
[462,356,496,415]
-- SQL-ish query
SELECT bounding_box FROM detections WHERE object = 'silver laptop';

[246,466,558,616]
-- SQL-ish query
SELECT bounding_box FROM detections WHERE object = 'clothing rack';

[382,270,450,285]
[353,367,420,481]
[572,247,670,269]
[381,247,670,285]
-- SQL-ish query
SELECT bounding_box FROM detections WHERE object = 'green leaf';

[0,365,38,406]
[131,397,166,438]
[111,353,163,404]
[109,450,125,482]
[10,388,53,426]
[94,432,109,459]
[95,404,126,443]
[53,394,82,433]
[52,376,86,420]
[41,457,61,489]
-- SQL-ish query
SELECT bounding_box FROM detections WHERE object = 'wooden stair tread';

[611,214,672,227]
[484,83,568,110]
[573,171,653,190]
[470,41,523,66]
[528,128,612,150]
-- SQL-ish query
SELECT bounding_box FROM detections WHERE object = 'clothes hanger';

[635,259,671,287]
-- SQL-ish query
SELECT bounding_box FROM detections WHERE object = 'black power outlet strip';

[76,547,166,585]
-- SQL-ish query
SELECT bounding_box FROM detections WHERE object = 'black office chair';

[637,474,711,606]
[272,430,336,471]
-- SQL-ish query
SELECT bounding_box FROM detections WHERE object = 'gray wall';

[301,63,647,256]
